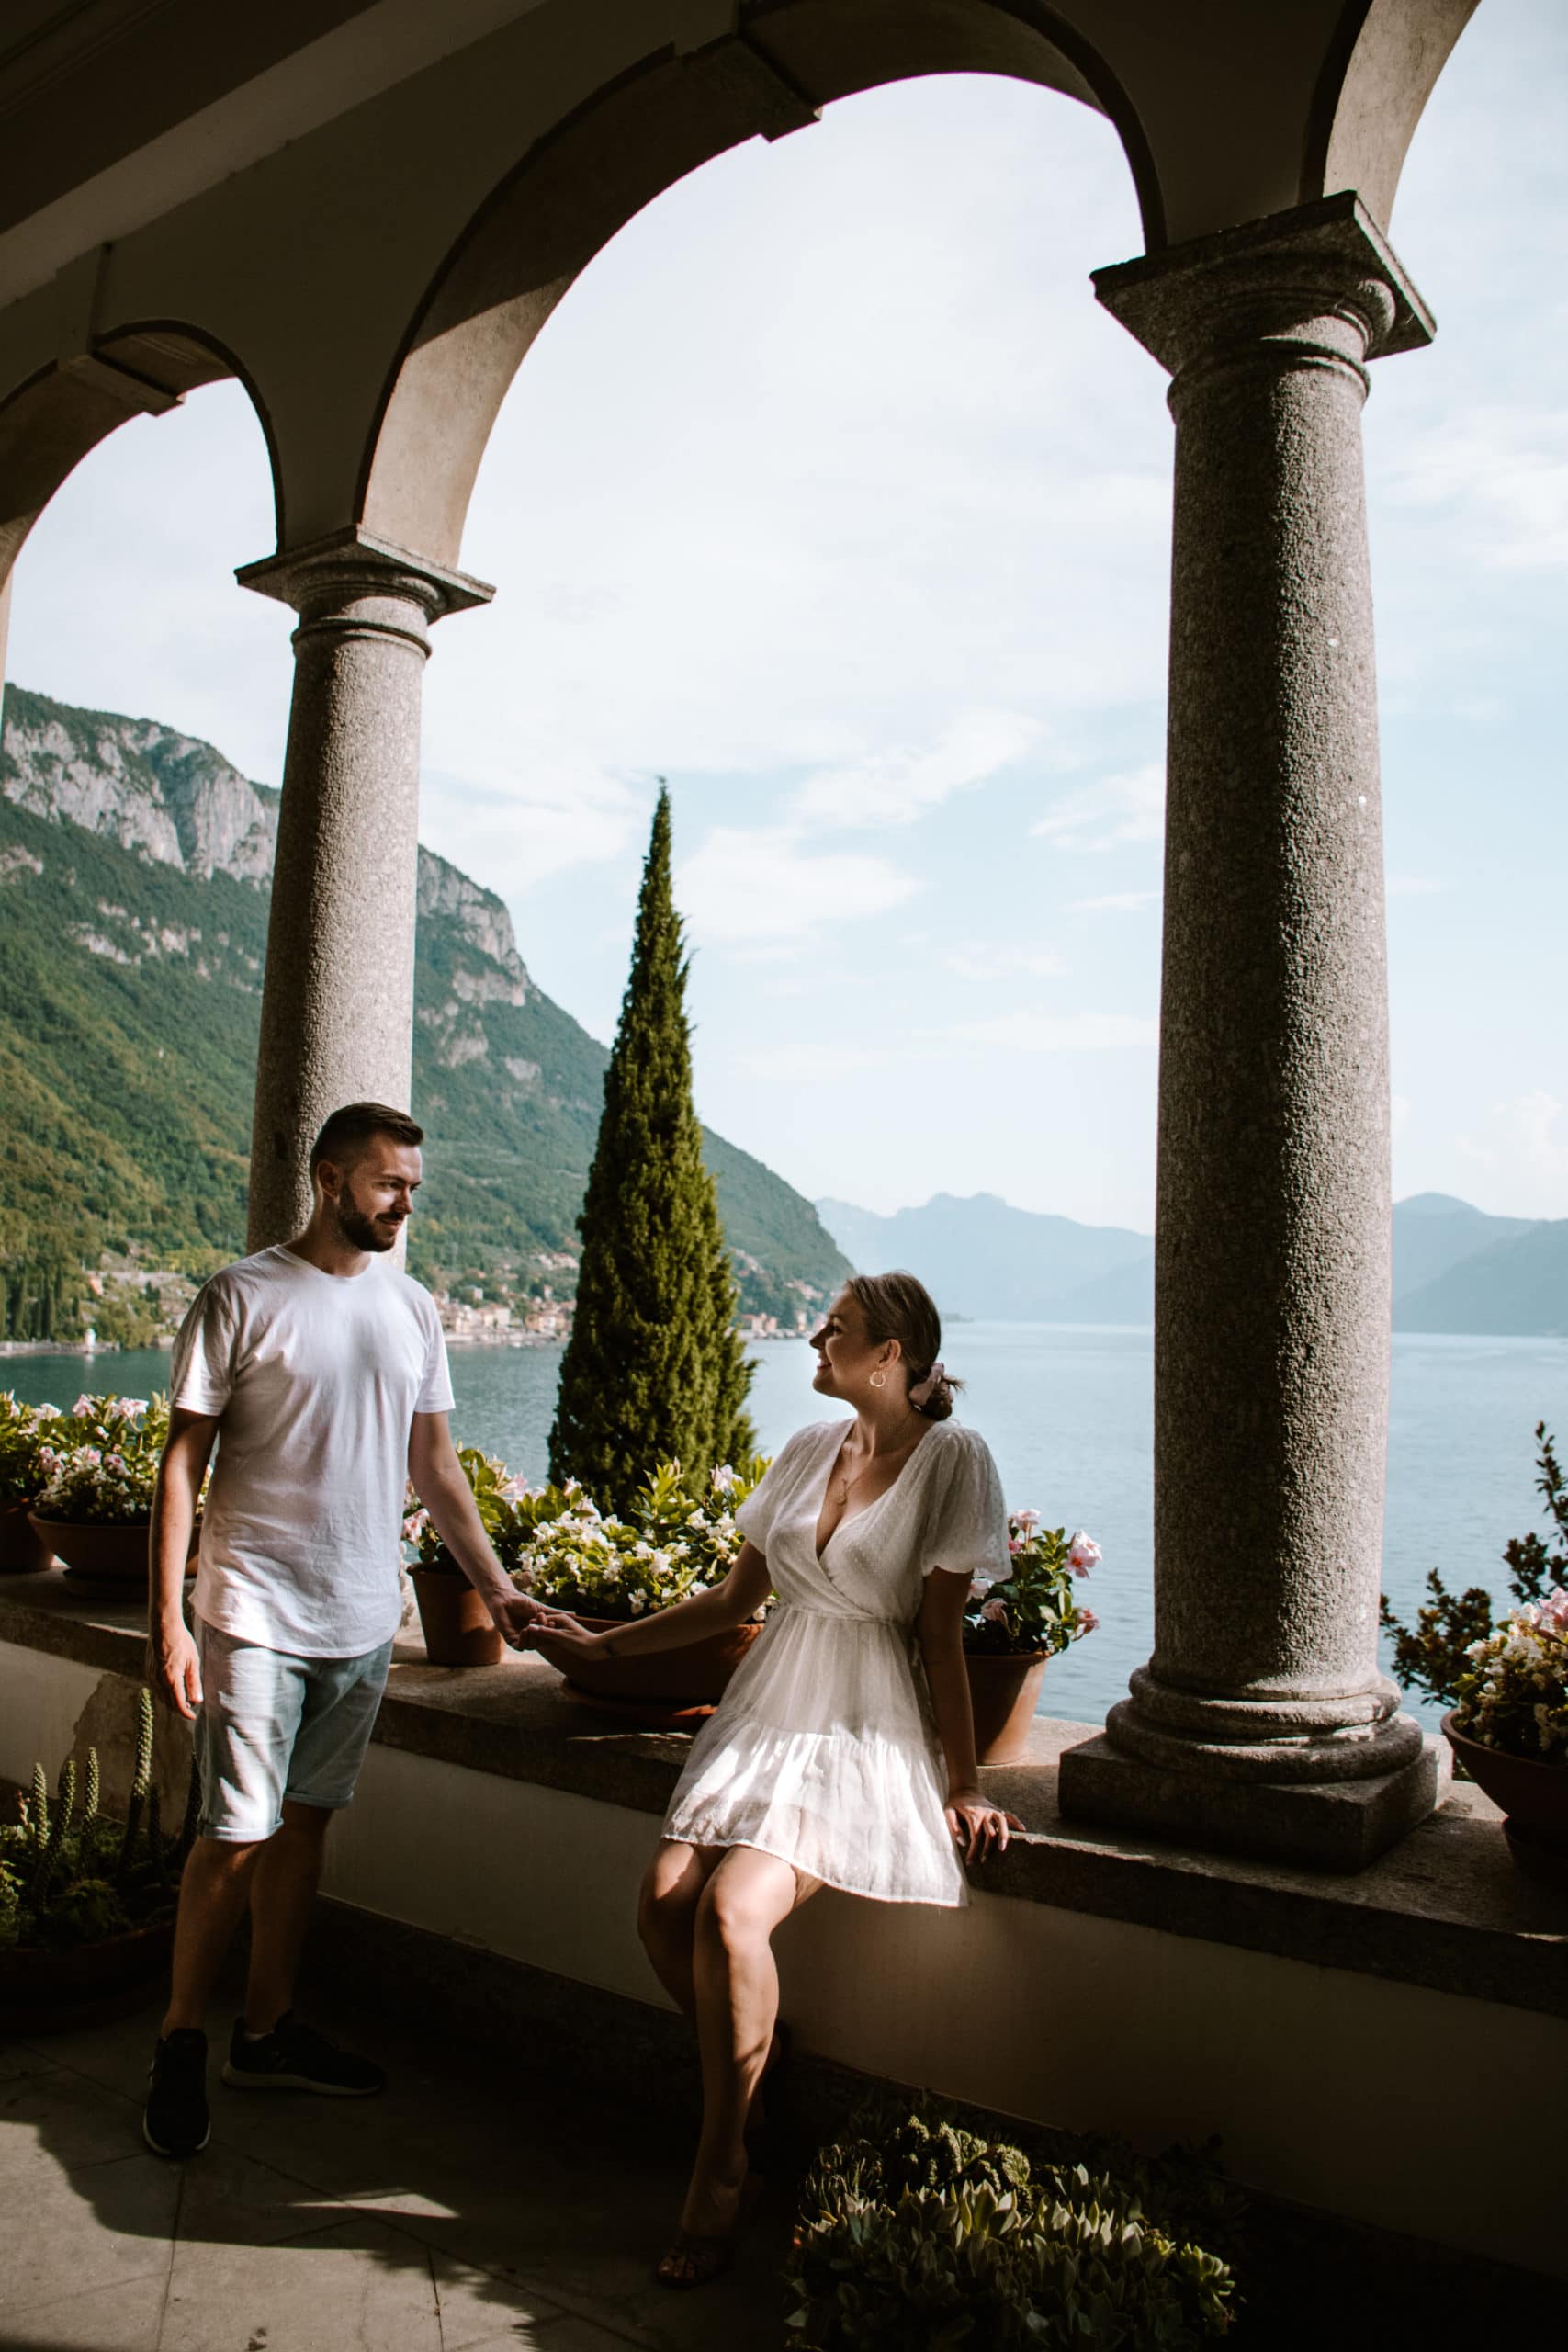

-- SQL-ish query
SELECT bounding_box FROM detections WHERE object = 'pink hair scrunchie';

[908,1361,952,1411]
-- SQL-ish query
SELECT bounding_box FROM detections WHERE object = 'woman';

[539,1271,1020,2289]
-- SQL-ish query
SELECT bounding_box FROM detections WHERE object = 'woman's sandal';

[655,2229,738,2290]
[655,2174,761,2290]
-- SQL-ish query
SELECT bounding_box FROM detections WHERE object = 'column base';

[1056,1727,1450,1871]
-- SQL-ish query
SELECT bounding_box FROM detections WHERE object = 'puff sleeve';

[919,1425,1010,1587]
[733,1426,813,1556]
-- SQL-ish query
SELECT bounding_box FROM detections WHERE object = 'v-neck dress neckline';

[660,1416,1011,1909]
[815,1421,937,1564]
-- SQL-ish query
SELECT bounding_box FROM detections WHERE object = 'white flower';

[711,1464,739,1494]
[981,1598,1009,1623]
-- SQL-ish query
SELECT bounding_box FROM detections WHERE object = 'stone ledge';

[4,1572,1565,2022]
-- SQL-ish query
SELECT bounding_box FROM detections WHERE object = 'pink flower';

[1007,1537,1022,1555]
[981,1598,1009,1623]
[401,1510,429,1543]
[1077,1608,1100,1634]
[967,1579,988,1602]
[1067,1531,1101,1577]
[73,1394,93,1418]
[1012,1509,1040,1534]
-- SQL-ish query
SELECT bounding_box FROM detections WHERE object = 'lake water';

[7,1325,1564,1734]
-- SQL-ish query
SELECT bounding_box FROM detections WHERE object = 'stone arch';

[0,321,281,592]
[1310,0,1481,236]
[360,0,1147,570]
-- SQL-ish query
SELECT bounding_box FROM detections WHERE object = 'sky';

[7,0,1566,1233]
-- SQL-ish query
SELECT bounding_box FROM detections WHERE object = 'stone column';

[1057,195,1448,1869]
[237,526,491,1248]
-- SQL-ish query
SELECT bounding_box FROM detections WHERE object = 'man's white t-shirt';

[171,1244,455,1657]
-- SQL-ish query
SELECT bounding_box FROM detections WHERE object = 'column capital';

[1093,190,1435,379]
[235,525,494,624]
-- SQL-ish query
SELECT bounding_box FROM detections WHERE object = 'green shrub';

[785,2101,1236,2350]
[0,1688,199,1951]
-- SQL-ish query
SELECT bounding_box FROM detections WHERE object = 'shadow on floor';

[2,1988,792,2352]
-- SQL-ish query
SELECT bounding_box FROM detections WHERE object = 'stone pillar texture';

[1057,197,1448,1869]
[237,530,491,1249]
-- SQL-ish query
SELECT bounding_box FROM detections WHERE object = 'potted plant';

[962,1518,1101,1765]
[1,1686,199,2031]
[1381,1420,1566,1772]
[28,1393,198,1587]
[1442,1586,1567,1884]
[0,1391,61,1575]
[785,2095,1237,2348]
[402,1445,515,1667]
[518,1458,769,1725]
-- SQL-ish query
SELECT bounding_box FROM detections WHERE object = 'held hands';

[148,1620,203,1721]
[944,1788,1023,1863]
[485,1591,584,1651]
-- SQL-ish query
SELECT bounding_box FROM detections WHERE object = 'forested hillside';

[0,685,847,1336]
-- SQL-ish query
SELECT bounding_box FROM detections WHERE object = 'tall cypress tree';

[548,786,755,1504]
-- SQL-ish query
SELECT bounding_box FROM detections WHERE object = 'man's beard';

[333,1186,400,1253]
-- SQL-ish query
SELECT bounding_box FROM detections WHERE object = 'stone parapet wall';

[3,1579,1564,2280]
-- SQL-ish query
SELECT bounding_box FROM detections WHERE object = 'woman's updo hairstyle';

[845,1271,962,1420]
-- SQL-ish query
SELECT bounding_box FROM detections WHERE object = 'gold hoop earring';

[869,1370,886,1390]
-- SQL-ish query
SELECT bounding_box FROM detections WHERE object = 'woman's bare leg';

[676,1847,818,2254]
[637,1838,719,2014]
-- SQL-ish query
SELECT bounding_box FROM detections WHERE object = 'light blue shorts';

[194,1619,394,1844]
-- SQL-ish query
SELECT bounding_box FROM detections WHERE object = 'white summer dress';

[660,1418,1010,1907]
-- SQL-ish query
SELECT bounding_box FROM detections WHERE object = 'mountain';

[815,1192,1151,1322]
[818,1187,1564,1338]
[1390,1192,1538,1302]
[0,684,848,1332]
[1393,1218,1568,1337]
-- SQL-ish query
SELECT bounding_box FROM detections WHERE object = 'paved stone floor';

[0,1996,791,2351]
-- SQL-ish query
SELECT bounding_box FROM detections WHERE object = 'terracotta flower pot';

[964,1651,1048,1765]
[1442,1713,1568,1886]
[533,1614,762,1723]
[410,1568,504,1667]
[0,1499,55,1575]
[0,1917,175,2034]
[28,1516,198,1587]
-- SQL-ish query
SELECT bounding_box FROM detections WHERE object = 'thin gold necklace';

[834,1415,922,1507]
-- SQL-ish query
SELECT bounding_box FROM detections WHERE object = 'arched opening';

[0,359,286,1342]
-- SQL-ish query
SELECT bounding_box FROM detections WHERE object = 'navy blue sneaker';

[221,2011,384,2097]
[143,2027,210,2157]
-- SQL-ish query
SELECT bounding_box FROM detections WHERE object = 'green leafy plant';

[785,2098,1237,2348]
[0,1688,199,1951]
[0,1390,65,1509]
[1450,1586,1567,1765]
[29,1392,175,1525]
[509,1456,767,1622]
[402,1445,519,1578]
[963,1517,1101,1658]
[1381,1422,1568,1713]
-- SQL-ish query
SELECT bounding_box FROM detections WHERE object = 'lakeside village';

[0,1242,818,1359]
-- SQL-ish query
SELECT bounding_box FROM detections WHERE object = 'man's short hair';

[308,1101,424,1175]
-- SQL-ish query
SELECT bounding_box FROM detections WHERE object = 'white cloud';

[789,709,1039,831]
[735,1039,890,1083]
[1032,763,1165,854]
[1068,890,1157,914]
[1385,407,1568,571]
[938,1011,1157,1054]
[1456,1090,1568,1216]
[675,825,921,946]
[944,944,1067,981]
[420,763,648,891]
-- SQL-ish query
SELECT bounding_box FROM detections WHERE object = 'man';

[143,1100,548,2159]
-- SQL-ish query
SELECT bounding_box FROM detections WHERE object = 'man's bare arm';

[147,1407,218,1719]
